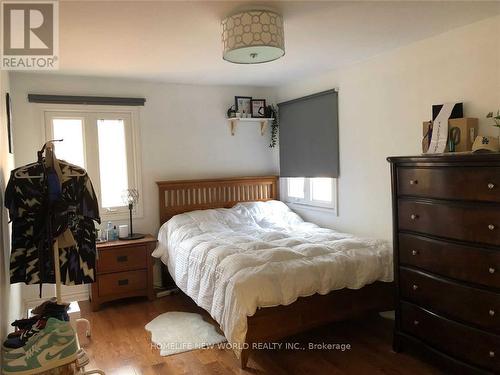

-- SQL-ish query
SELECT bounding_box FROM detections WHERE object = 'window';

[282,177,337,211]
[97,119,129,208]
[51,118,85,168]
[43,106,142,219]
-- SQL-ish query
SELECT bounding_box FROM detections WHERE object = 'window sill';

[100,210,143,222]
[285,201,338,216]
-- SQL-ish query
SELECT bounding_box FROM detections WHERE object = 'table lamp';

[120,188,145,240]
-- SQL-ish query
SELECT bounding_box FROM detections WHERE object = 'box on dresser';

[422,118,478,153]
[387,153,500,375]
[90,234,157,311]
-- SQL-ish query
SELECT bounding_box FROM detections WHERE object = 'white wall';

[0,71,23,350]
[9,73,278,303]
[275,15,500,241]
[10,73,278,233]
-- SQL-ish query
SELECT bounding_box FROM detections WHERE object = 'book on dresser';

[388,153,499,375]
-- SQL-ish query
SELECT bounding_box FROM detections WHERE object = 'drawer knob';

[488,224,496,231]
[118,279,129,286]
[409,180,418,185]
[489,267,496,274]
[488,182,495,190]
[489,309,495,317]
[412,284,418,291]
[410,214,419,220]
[117,255,128,262]
[489,351,495,358]
[413,320,419,326]
[411,250,418,256]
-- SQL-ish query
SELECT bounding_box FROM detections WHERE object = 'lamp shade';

[222,10,285,64]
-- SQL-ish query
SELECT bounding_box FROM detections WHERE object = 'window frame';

[280,177,338,214]
[40,104,143,221]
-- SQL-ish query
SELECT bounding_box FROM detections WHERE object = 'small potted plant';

[487,110,500,137]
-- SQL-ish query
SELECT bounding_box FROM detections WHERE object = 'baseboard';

[24,289,90,311]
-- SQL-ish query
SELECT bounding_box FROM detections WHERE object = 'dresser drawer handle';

[117,255,128,262]
[413,320,419,326]
[412,284,418,291]
[411,250,418,256]
[409,180,418,185]
[489,309,495,317]
[118,279,129,286]
[488,224,496,231]
[410,214,419,220]
[488,183,495,190]
[489,267,496,274]
[489,351,495,358]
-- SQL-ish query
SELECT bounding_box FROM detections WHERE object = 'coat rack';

[38,141,105,375]
[39,141,63,303]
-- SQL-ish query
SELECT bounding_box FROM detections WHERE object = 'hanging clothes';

[5,160,100,286]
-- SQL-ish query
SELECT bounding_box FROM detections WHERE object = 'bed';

[153,176,394,368]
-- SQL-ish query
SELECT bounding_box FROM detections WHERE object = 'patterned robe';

[5,161,100,285]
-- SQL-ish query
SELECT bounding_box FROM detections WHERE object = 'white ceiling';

[52,1,500,86]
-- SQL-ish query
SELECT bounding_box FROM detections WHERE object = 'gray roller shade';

[278,89,339,177]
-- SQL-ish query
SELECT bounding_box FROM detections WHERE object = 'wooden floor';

[77,293,444,375]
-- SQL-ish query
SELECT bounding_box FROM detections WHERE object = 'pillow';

[233,200,303,228]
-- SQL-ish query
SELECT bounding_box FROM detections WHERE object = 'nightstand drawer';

[98,245,147,273]
[98,270,147,297]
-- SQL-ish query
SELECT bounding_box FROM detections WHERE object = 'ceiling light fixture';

[221,9,285,64]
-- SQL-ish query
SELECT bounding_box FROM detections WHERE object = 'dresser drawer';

[98,245,147,274]
[399,233,500,288]
[400,268,499,334]
[401,302,500,373]
[98,270,147,297]
[398,199,500,246]
[398,167,500,202]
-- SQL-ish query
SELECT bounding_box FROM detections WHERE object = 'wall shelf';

[227,118,274,136]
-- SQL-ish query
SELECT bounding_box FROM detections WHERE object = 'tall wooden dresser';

[388,153,500,374]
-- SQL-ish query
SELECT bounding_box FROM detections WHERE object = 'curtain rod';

[28,94,146,106]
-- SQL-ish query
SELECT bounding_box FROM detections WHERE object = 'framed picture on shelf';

[5,93,13,154]
[251,99,266,118]
[235,96,252,116]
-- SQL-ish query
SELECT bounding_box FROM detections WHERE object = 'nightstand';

[90,234,157,311]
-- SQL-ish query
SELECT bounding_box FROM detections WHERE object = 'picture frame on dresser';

[387,153,500,375]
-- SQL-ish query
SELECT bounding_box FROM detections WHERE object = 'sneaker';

[4,311,69,351]
[10,316,41,331]
[32,299,69,317]
[6,331,22,340]
[31,298,57,315]
[2,318,78,375]
[3,319,47,350]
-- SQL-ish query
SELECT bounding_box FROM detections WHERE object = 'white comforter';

[153,200,393,355]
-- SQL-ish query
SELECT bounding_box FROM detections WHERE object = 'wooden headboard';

[156,176,279,224]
